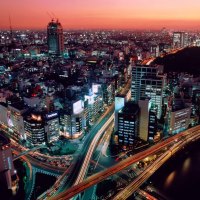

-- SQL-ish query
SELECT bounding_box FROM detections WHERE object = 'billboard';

[73,100,84,115]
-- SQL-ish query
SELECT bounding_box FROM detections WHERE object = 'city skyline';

[1,1,200,199]
[1,0,200,30]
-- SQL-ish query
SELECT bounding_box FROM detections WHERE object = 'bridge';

[27,166,60,200]
[13,145,47,161]
[113,128,200,199]
[16,154,61,200]
[48,125,200,200]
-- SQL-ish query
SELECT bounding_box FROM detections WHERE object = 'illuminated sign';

[46,112,58,119]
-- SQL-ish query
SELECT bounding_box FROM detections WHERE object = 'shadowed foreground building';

[117,101,139,149]
[0,133,16,190]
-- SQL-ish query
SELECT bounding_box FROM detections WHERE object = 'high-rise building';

[45,112,60,143]
[0,133,16,189]
[169,98,191,134]
[173,32,188,48]
[131,65,163,102]
[47,19,64,56]
[61,111,84,139]
[148,106,158,140]
[140,75,165,119]
[131,65,165,119]
[0,102,27,141]
[117,101,139,149]
[24,113,46,146]
[60,100,85,138]
[138,97,158,141]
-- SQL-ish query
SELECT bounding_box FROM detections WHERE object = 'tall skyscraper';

[140,75,165,119]
[47,19,64,56]
[131,65,165,119]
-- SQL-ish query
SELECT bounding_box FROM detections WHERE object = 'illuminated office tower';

[148,106,158,140]
[131,65,163,102]
[117,101,139,149]
[140,75,165,119]
[61,100,84,139]
[61,112,84,139]
[131,65,165,119]
[0,102,27,141]
[169,98,191,134]
[47,19,64,56]
[45,112,60,143]
[0,133,16,189]
[24,113,46,146]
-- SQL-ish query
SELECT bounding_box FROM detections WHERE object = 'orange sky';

[1,0,200,30]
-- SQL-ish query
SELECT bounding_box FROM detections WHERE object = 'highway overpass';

[113,128,200,199]
[38,105,115,200]
[13,145,47,161]
[48,125,200,200]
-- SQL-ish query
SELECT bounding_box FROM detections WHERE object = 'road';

[112,128,200,199]
[12,147,65,174]
[0,123,67,174]
[13,145,47,161]
[137,189,158,200]
[49,125,200,200]
[38,105,115,199]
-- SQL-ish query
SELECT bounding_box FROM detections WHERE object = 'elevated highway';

[113,128,200,199]
[49,125,200,200]
[13,145,47,161]
[38,105,114,199]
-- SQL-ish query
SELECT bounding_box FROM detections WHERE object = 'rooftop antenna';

[46,11,54,21]
[51,12,58,21]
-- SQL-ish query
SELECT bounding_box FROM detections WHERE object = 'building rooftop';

[9,102,27,111]
[120,101,139,115]
[0,133,10,147]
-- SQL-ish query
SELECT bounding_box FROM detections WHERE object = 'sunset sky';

[1,0,200,30]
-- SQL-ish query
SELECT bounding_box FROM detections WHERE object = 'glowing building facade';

[24,113,46,146]
[117,102,139,149]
